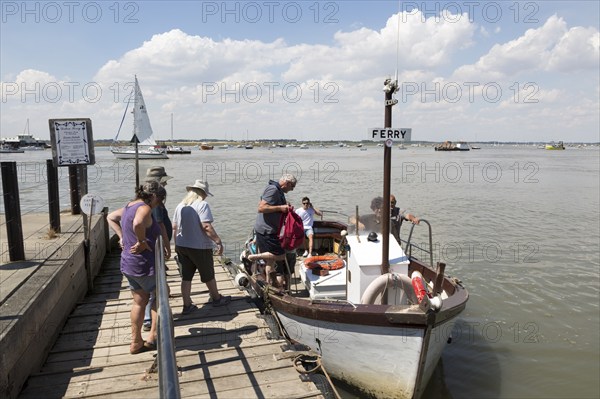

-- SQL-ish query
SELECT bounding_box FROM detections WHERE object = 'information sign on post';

[49,118,95,167]
[368,128,412,142]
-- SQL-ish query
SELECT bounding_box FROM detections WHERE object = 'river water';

[1,144,599,398]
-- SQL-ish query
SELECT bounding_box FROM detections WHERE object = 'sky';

[1,1,599,143]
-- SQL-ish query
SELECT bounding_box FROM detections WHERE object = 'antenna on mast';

[393,0,401,98]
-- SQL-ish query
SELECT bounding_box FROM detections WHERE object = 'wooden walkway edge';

[18,251,324,398]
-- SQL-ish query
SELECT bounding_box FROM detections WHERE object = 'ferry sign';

[369,128,412,141]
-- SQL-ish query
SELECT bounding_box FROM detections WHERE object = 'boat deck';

[17,252,324,398]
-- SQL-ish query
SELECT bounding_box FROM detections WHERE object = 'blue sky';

[1,1,599,142]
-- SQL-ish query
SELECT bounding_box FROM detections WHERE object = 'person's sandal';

[130,340,155,354]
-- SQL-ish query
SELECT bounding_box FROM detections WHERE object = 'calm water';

[1,145,599,398]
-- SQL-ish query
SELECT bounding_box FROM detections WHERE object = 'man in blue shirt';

[249,174,297,287]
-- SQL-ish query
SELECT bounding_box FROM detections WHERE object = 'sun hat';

[144,166,172,183]
[186,180,213,196]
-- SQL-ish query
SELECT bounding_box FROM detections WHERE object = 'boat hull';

[166,148,191,154]
[255,257,468,399]
[111,150,169,159]
[275,308,457,398]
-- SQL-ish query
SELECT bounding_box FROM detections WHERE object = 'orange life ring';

[304,255,345,270]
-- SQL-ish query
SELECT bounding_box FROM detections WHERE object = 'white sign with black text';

[49,118,95,166]
[368,128,412,141]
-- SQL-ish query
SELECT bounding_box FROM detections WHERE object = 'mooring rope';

[292,353,342,399]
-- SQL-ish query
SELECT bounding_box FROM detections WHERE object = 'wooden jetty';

[17,251,325,398]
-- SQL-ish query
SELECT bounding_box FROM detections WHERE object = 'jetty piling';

[46,159,61,233]
[66,163,91,215]
[1,161,25,261]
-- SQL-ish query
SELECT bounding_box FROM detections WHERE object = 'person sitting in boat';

[351,196,420,237]
[351,196,385,233]
[247,174,297,287]
[390,195,420,244]
[295,197,322,257]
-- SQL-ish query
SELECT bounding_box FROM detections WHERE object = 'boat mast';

[381,77,399,277]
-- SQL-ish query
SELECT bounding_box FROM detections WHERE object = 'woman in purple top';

[107,181,166,354]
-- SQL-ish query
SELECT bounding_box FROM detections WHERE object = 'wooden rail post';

[102,207,110,254]
[1,161,25,261]
[46,159,61,233]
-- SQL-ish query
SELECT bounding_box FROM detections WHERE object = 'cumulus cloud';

[2,10,598,142]
[453,15,600,81]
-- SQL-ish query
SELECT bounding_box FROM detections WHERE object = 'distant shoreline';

[94,140,600,147]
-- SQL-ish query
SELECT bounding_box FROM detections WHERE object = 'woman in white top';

[295,197,322,257]
[172,180,231,313]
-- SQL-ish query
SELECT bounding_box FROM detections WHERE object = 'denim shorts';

[124,273,156,292]
[304,227,314,237]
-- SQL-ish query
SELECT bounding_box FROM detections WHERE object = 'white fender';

[360,273,416,305]
[234,272,249,287]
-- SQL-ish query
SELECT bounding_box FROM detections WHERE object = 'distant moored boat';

[545,141,565,150]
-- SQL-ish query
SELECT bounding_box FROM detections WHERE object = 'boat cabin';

[299,224,420,306]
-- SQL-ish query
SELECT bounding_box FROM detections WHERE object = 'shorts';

[255,232,285,256]
[304,227,314,237]
[124,273,156,292]
[175,246,215,283]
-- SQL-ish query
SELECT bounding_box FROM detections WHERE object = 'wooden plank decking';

[18,251,324,398]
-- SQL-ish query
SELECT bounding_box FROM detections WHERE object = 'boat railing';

[401,219,434,269]
[154,236,181,399]
[318,209,351,222]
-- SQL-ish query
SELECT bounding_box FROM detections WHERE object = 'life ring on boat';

[361,273,414,305]
[304,255,345,270]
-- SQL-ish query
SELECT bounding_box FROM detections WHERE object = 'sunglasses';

[303,202,309,205]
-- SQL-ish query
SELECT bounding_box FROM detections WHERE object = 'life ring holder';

[304,255,345,271]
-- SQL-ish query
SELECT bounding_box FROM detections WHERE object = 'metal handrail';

[402,219,434,269]
[154,236,181,398]
[318,209,351,221]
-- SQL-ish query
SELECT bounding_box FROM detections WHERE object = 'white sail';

[133,77,156,146]
[111,77,168,159]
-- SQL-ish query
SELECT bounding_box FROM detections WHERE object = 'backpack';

[278,206,305,250]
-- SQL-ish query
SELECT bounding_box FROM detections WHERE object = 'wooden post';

[68,165,81,214]
[1,162,25,261]
[79,164,88,197]
[46,159,61,233]
[433,262,447,295]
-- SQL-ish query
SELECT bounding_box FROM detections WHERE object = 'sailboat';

[111,77,168,159]
[166,113,191,154]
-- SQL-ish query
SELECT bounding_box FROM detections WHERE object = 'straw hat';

[186,180,213,196]
[144,166,172,183]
